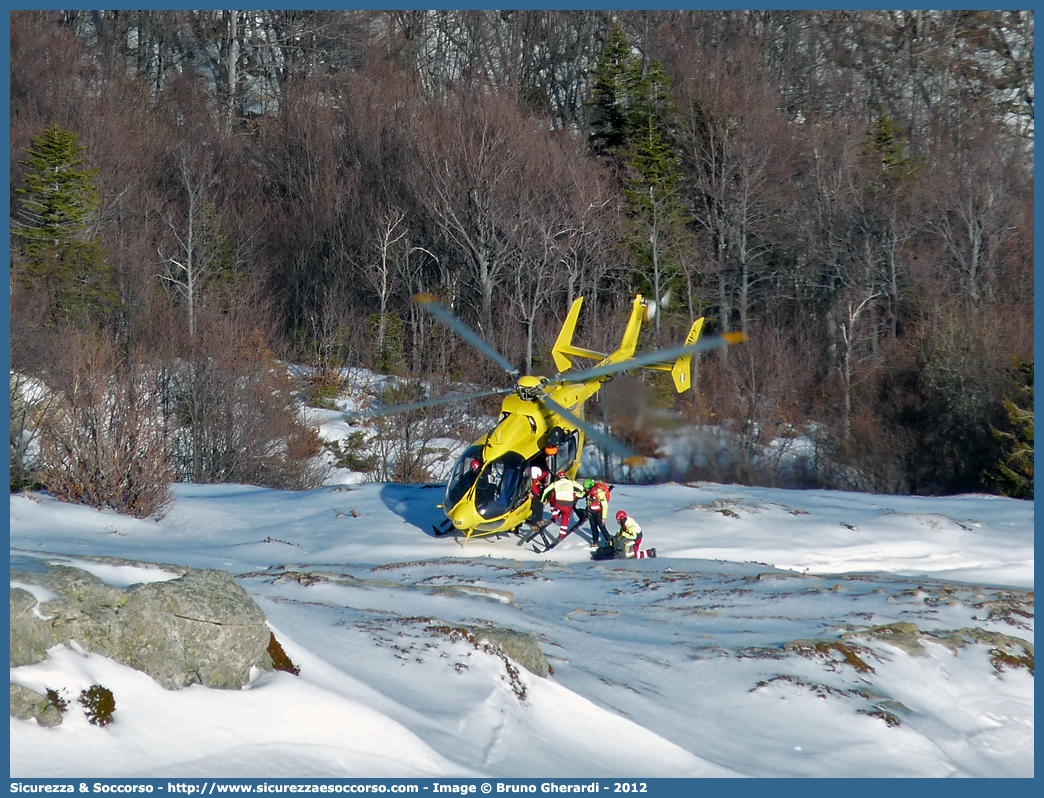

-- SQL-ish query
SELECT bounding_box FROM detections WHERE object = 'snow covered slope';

[9,482,1034,777]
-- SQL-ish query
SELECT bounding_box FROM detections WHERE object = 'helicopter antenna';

[414,293,519,378]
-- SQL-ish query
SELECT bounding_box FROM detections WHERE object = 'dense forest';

[9,10,1034,515]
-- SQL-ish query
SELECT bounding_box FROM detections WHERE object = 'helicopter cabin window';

[550,430,580,473]
[445,445,485,509]
[473,452,529,519]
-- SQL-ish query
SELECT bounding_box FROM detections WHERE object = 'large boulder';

[115,568,272,689]
[10,557,274,690]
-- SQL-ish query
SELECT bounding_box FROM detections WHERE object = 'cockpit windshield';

[445,445,485,509]
[444,448,530,521]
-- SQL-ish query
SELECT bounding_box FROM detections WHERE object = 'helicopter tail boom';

[595,294,667,380]
[670,317,705,392]
[555,294,690,386]
[615,294,649,363]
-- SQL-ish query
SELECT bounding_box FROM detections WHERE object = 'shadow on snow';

[378,482,451,538]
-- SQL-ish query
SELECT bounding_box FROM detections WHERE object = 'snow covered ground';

[9,481,1034,778]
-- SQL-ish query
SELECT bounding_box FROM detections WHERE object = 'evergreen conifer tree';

[863,112,923,188]
[12,124,113,327]
[622,111,688,325]
[588,24,644,156]
[590,28,686,337]
[988,358,1033,498]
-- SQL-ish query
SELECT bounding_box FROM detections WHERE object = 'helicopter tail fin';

[641,316,705,393]
[668,317,705,393]
[552,297,605,372]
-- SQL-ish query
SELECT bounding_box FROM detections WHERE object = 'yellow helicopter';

[368,292,746,545]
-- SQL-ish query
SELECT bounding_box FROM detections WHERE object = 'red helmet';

[470,459,481,472]
[616,510,628,523]
[556,471,566,479]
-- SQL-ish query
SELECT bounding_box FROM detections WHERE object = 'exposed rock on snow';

[10,684,63,727]
[10,556,273,692]
[10,587,52,666]
[473,627,550,678]
[843,621,927,656]
[839,619,1034,672]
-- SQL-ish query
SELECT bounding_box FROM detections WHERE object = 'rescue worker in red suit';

[528,465,550,524]
[541,471,584,543]
[583,479,613,549]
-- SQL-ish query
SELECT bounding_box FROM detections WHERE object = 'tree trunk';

[718,267,731,334]
[738,258,749,336]
[222,11,239,132]
[476,252,494,336]
[525,315,534,375]
[650,187,662,346]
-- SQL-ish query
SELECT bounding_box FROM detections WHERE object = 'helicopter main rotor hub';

[515,375,546,402]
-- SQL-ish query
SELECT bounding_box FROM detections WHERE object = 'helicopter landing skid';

[432,520,454,536]
[517,519,554,550]
[535,520,588,553]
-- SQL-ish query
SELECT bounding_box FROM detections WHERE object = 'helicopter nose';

[448,502,484,530]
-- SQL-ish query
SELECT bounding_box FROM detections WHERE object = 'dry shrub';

[267,633,301,676]
[823,410,913,494]
[10,372,63,492]
[46,688,68,714]
[37,329,172,518]
[166,312,327,490]
[698,323,814,486]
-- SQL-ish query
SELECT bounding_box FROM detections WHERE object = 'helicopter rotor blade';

[414,293,520,378]
[552,332,747,385]
[358,387,513,419]
[540,395,645,465]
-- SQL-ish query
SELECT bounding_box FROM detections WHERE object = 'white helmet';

[530,465,542,479]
